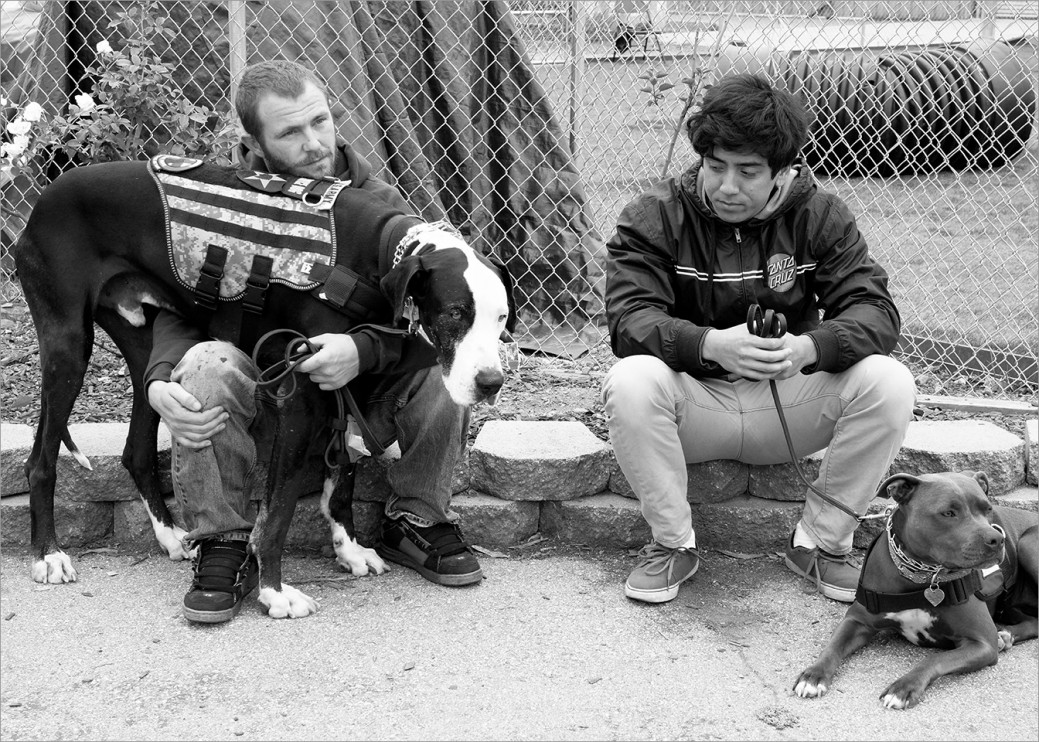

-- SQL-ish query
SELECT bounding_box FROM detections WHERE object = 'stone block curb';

[2,417,1033,556]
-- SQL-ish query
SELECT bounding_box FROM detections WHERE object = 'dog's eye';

[498,313,508,325]
[941,509,957,518]
[449,308,463,320]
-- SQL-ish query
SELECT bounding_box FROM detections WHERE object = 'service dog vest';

[149,155,341,299]
[147,155,424,349]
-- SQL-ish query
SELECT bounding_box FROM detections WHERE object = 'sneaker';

[784,531,860,602]
[377,518,483,586]
[183,536,258,624]
[624,542,700,603]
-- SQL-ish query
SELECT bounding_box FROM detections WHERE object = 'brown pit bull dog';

[793,470,1038,709]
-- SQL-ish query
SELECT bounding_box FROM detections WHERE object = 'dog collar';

[882,511,1006,607]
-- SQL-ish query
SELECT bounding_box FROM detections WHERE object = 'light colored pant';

[170,341,467,543]
[601,354,916,555]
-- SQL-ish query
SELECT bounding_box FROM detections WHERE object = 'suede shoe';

[784,531,860,602]
[624,542,700,603]
[377,518,483,586]
[183,536,258,623]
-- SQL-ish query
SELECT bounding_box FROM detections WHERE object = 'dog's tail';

[61,428,93,471]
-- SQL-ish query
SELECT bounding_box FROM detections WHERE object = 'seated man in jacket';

[602,73,916,605]
[147,60,481,624]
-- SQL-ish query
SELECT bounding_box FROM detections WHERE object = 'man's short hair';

[235,60,328,139]
[685,73,811,174]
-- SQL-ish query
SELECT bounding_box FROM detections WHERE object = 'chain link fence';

[2,0,1037,392]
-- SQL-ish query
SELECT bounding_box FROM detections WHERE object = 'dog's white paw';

[997,629,1014,651]
[880,692,909,710]
[334,532,389,577]
[155,524,194,561]
[793,678,827,698]
[258,584,319,619]
[31,552,77,584]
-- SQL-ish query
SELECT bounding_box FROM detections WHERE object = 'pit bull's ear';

[877,473,922,504]
[381,254,428,324]
[967,470,990,494]
[485,251,518,333]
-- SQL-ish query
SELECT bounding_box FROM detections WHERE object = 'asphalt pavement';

[1,544,1037,741]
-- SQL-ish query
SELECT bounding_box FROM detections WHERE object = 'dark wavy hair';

[685,73,811,175]
[234,60,328,139]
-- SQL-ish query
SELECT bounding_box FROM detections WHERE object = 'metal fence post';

[227,0,247,107]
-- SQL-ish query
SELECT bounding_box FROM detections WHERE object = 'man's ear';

[241,132,261,158]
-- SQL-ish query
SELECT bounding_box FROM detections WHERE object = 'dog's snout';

[475,368,504,400]
[987,522,1006,548]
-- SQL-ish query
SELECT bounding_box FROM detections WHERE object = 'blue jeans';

[169,341,467,543]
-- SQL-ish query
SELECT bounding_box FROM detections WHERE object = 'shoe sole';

[784,555,855,603]
[624,561,699,603]
[377,546,483,586]
[183,585,258,624]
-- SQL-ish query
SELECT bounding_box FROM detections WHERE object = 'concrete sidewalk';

[1,546,1037,741]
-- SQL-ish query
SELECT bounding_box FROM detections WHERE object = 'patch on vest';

[237,170,351,211]
[150,154,204,173]
[150,169,335,300]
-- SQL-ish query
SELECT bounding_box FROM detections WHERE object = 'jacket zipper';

[733,226,746,306]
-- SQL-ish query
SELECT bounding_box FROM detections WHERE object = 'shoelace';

[798,547,859,594]
[637,543,696,577]
[192,540,251,593]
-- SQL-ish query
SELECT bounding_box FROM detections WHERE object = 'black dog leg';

[323,464,388,576]
[96,306,192,560]
[250,382,322,618]
[25,314,94,583]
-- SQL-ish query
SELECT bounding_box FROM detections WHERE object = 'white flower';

[96,40,113,54]
[74,93,96,112]
[1,135,30,157]
[5,118,31,136]
[21,101,43,122]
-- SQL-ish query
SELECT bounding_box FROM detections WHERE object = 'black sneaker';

[183,536,259,623]
[377,518,483,586]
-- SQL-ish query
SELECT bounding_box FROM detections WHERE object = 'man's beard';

[265,149,335,179]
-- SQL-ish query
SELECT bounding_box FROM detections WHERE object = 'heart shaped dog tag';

[924,584,945,606]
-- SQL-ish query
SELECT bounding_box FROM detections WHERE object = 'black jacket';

[605,161,901,378]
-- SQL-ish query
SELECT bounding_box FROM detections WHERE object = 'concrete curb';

[2,417,1035,556]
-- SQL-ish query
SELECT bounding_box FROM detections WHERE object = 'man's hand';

[147,380,227,449]
[701,324,818,380]
[295,334,360,390]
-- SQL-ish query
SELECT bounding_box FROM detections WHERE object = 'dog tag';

[500,338,521,372]
[924,584,945,607]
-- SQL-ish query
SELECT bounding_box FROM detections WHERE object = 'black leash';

[251,328,386,469]
[746,305,881,523]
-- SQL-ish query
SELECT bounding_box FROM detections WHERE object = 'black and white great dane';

[14,157,515,618]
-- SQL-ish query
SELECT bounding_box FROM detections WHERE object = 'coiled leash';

[746,305,883,522]
[251,328,386,470]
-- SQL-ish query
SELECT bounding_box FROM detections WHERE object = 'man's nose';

[719,171,739,193]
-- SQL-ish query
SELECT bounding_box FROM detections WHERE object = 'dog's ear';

[484,251,518,334]
[877,473,922,504]
[381,254,428,324]
[966,470,990,494]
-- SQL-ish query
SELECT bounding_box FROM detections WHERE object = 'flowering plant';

[1,2,236,188]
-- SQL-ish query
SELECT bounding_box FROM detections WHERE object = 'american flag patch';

[152,171,336,300]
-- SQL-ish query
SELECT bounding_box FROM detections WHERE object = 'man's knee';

[173,341,257,404]
[851,355,916,426]
[602,355,676,419]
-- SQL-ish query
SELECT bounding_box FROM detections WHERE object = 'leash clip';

[403,296,420,335]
